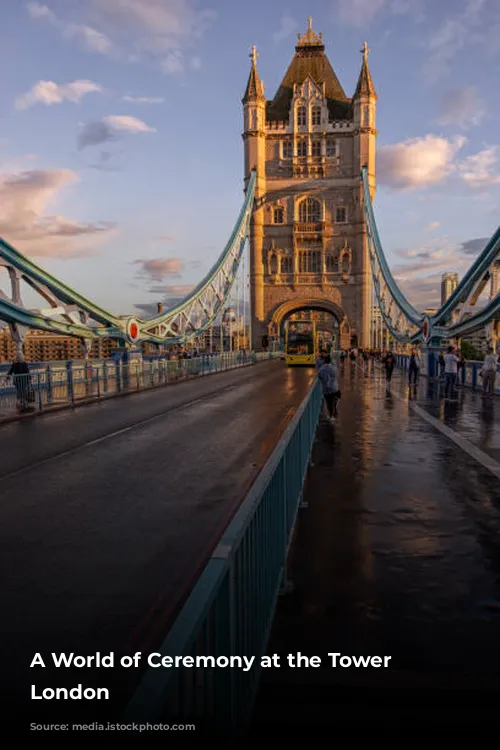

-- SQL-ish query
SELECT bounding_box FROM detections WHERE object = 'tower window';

[312,140,321,157]
[297,140,307,157]
[312,106,321,126]
[273,207,284,224]
[282,140,293,159]
[363,105,370,126]
[298,197,322,223]
[297,106,306,126]
[336,207,347,223]
[299,250,321,274]
[326,254,336,272]
[326,139,338,157]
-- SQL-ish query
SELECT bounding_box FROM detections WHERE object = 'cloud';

[162,49,185,73]
[460,237,489,255]
[87,0,216,72]
[0,166,115,257]
[122,95,164,103]
[135,282,195,315]
[423,0,489,80]
[15,79,103,110]
[458,146,500,188]
[426,221,440,231]
[149,283,194,296]
[333,0,424,26]
[272,13,298,42]
[436,86,485,129]
[378,134,466,189]
[154,234,174,242]
[78,115,156,149]
[27,2,117,57]
[390,233,488,309]
[133,258,184,282]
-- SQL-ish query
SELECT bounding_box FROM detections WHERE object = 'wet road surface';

[0,361,314,729]
[252,361,500,732]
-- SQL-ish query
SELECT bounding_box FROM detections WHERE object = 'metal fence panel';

[123,378,322,735]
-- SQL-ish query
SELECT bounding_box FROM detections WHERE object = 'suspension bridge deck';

[0,360,314,726]
[252,362,500,732]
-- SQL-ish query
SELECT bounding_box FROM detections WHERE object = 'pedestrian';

[480,346,498,398]
[438,352,445,379]
[318,354,341,422]
[383,351,395,387]
[8,357,32,410]
[408,349,421,386]
[444,345,459,400]
[315,350,325,370]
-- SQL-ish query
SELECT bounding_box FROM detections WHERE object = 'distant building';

[441,272,458,306]
[0,328,117,363]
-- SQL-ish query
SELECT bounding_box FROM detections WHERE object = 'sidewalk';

[252,361,500,731]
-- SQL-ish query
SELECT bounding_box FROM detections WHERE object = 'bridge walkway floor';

[252,362,500,733]
[0,360,315,730]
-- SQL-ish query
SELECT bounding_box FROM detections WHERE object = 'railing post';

[96,368,100,399]
[37,372,43,411]
[46,365,53,404]
[66,361,75,404]
[103,363,109,393]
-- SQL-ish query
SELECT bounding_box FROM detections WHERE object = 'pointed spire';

[354,41,377,99]
[242,45,265,103]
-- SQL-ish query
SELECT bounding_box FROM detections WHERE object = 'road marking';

[391,390,500,480]
[0,385,238,483]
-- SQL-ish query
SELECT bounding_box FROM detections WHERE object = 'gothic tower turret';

[353,42,377,200]
[242,46,267,345]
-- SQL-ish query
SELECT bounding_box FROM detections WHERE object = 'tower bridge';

[1,18,500,741]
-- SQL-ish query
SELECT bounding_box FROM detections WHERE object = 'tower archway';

[269,298,350,350]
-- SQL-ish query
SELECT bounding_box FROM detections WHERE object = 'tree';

[460,340,481,361]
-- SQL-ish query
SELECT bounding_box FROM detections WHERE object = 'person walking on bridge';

[444,345,459,400]
[318,355,340,422]
[383,351,395,388]
[408,349,421,386]
[481,347,498,398]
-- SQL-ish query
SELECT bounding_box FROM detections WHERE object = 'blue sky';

[0,0,499,315]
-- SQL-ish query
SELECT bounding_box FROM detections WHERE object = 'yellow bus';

[284,320,317,366]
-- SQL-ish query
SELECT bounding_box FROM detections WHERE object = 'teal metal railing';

[396,354,500,395]
[0,351,281,419]
[123,378,322,735]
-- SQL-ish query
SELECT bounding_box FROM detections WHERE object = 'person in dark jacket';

[383,351,395,388]
[8,359,32,409]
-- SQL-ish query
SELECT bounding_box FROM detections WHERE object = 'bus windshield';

[286,334,314,355]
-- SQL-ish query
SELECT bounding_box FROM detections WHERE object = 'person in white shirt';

[481,347,498,398]
[444,345,459,399]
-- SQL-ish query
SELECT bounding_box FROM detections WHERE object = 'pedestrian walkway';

[252,362,500,732]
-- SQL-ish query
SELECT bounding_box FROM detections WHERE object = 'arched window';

[312,106,321,126]
[297,106,306,126]
[298,197,322,223]
[280,255,293,274]
[273,206,284,224]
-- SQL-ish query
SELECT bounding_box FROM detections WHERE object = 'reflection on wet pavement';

[252,361,500,730]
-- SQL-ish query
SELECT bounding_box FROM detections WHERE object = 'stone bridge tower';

[242,19,377,350]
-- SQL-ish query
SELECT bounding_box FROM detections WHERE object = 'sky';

[0,0,499,317]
